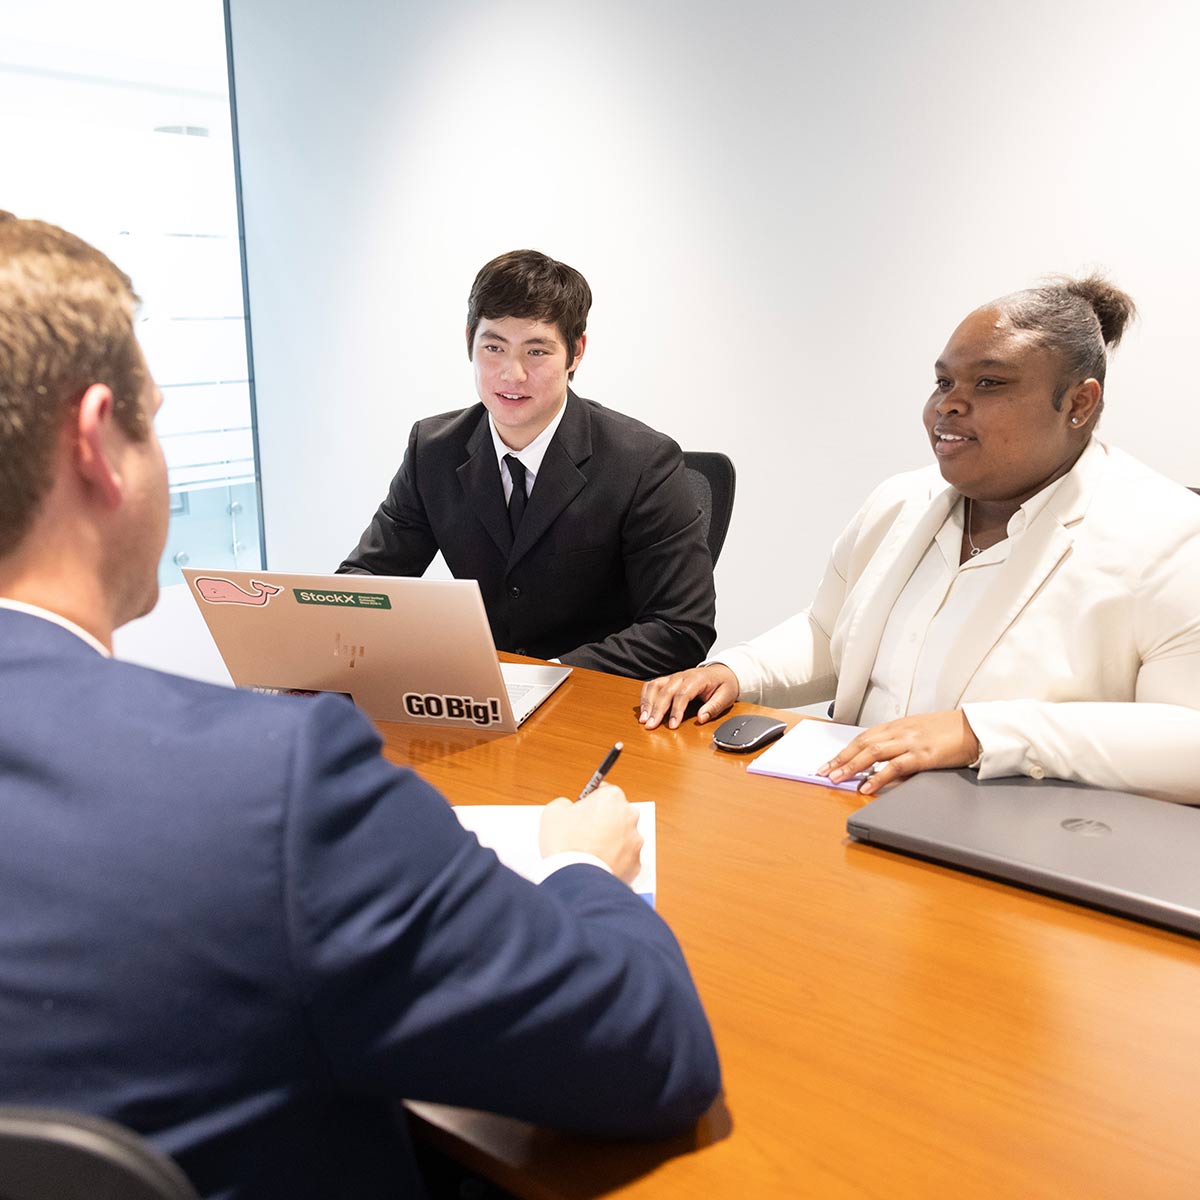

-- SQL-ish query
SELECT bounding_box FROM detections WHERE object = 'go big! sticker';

[404,693,503,726]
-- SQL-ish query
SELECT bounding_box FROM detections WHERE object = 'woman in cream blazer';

[639,277,1200,804]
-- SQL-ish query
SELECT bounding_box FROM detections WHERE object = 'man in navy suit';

[339,250,717,680]
[0,213,720,1199]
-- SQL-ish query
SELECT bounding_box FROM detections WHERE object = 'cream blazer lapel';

[935,440,1105,709]
[832,480,958,721]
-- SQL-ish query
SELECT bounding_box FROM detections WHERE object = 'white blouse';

[857,478,1067,727]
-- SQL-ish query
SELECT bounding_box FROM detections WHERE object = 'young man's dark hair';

[466,250,592,379]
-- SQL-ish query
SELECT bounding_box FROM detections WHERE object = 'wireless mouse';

[712,714,787,753]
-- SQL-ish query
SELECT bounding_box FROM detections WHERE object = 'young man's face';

[471,315,585,450]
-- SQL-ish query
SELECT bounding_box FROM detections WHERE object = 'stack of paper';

[453,802,656,906]
[747,721,871,791]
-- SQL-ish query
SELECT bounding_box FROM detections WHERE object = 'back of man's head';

[0,212,146,559]
[466,249,592,377]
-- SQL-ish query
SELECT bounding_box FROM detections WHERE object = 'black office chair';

[682,451,736,566]
[0,1107,199,1200]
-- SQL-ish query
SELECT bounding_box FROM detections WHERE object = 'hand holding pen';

[578,742,623,800]
[539,742,640,882]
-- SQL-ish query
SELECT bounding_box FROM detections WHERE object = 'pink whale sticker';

[194,577,282,607]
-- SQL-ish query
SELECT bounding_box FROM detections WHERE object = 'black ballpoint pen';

[578,742,623,800]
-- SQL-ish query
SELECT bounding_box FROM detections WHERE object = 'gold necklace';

[965,497,982,557]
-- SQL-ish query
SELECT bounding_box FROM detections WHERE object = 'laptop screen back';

[183,569,520,730]
[847,770,1200,936]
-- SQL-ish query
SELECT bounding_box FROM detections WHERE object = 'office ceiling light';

[154,124,209,136]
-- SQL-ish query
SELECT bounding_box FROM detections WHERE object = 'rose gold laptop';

[181,569,569,733]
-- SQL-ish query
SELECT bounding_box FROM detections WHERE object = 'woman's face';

[923,306,1094,504]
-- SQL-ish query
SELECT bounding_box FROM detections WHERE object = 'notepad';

[453,802,656,906]
[746,720,871,791]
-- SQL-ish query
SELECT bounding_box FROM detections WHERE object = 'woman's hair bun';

[1055,274,1137,349]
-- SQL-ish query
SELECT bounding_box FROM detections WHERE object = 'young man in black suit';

[338,250,717,679]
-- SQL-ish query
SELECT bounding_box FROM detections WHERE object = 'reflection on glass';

[0,1,263,586]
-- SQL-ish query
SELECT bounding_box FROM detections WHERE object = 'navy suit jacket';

[0,608,720,1199]
[338,393,717,679]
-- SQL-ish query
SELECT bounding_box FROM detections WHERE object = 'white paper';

[746,720,871,791]
[453,802,656,902]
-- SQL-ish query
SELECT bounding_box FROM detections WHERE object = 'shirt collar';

[0,598,112,657]
[1008,470,1069,534]
[943,466,1074,570]
[488,393,569,486]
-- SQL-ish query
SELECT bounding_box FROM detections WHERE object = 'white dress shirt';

[533,851,613,882]
[489,396,569,502]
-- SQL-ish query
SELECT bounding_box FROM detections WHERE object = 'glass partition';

[0,0,263,583]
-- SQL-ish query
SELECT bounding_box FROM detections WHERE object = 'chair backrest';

[682,451,736,566]
[0,1107,199,1200]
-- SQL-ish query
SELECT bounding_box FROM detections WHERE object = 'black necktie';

[505,454,527,536]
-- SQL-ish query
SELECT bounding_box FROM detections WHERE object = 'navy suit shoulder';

[0,608,719,1199]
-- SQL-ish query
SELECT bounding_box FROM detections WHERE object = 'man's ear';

[465,324,474,361]
[568,331,587,377]
[74,383,124,509]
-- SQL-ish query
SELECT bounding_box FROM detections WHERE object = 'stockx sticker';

[293,588,392,610]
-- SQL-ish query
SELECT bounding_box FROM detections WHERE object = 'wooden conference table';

[377,659,1200,1199]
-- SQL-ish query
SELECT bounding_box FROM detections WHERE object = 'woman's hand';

[638,664,740,730]
[818,710,980,795]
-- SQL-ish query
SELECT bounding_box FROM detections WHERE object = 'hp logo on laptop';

[1061,817,1112,837]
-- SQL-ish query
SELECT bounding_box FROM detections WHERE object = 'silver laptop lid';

[847,770,1200,936]
[183,569,524,730]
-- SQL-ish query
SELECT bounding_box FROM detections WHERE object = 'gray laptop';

[847,770,1200,936]
[182,569,570,733]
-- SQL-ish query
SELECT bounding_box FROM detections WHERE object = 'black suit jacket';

[0,608,721,1200]
[338,392,717,678]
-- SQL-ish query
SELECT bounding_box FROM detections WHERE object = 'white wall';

[227,0,1200,649]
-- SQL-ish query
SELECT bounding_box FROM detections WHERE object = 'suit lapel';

[456,411,513,557]
[834,482,957,721]
[935,442,1103,707]
[509,392,589,567]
